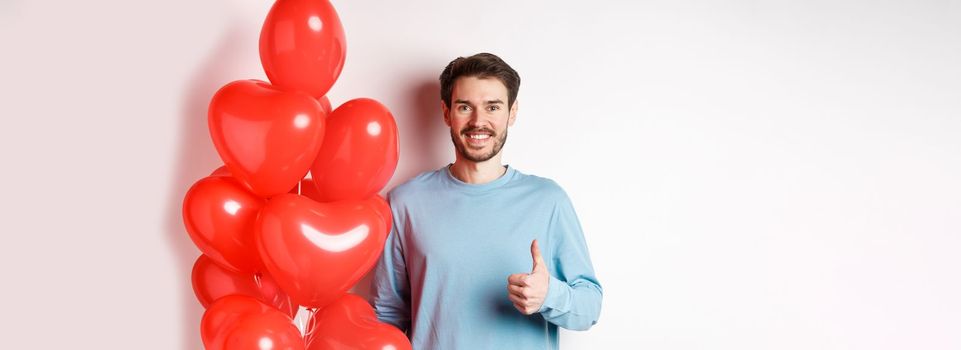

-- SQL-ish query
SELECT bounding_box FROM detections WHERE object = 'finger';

[508,273,527,286]
[531,239,546,273]
[513,302,526,314]
[512,300,536,315]
[508,292,526,305]
[507,284,525,298]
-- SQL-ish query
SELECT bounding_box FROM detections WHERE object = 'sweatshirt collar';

[443,164,516,192]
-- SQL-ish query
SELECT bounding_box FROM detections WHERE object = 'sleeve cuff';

[538,274,570,313]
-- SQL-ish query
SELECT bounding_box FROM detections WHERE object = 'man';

[370,53,602,349]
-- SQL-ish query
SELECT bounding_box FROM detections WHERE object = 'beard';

[451,125,508,163]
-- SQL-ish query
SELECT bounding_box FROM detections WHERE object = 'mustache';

[460,126,496,136]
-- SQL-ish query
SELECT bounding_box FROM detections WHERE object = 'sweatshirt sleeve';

[369,197,412,332]
[537,190,603,331]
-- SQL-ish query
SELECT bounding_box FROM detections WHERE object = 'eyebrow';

[454,99,505,106]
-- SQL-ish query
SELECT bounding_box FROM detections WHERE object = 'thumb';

[530,239,546,274]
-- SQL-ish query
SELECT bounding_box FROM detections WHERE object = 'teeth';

[469,134,490,140]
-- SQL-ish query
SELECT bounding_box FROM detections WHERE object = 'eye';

[458,105,472,112]
[487,105,501,112]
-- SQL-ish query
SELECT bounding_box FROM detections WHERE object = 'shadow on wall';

[393,77,450,188]
[164,24,251,350]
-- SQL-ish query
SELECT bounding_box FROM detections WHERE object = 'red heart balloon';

[224,312,305,350]
[294,178,388,211]
[291,180,391,229]
[202,295,304,350]
[260,0,346,98]
[208,79,327,197]
[191,255,298,318]
[211,165,231,177]
[305,294,411,350]
[256,194,389,308]
[183,176,265,273]
[201,296,271,350]
[310,98,398,202]
[368,195,392,230]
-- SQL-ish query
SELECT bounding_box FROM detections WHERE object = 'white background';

[1,0,959,349]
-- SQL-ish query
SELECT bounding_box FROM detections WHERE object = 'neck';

[449,155,507,184]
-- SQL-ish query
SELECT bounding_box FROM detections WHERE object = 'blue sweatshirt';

[369,165,603,349]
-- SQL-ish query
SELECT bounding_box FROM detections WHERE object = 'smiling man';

[370,53,602,349]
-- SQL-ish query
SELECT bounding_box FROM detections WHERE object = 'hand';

[507,239,550,315]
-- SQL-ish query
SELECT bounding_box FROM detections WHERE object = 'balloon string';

[278,295,289,316]
[304,307,318,348]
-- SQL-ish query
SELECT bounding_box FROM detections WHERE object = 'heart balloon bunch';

[181,1,408,349]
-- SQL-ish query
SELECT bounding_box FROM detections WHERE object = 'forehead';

[451,76,508,102]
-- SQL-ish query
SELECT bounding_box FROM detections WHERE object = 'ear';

[508,100,519,127]
[441,100,451,127]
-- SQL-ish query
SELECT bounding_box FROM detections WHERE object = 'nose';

[467,109,485,127]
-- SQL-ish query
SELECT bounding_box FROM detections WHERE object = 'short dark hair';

[439,53,520,109]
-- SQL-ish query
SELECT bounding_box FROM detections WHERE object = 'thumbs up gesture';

[507,239,550,315]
